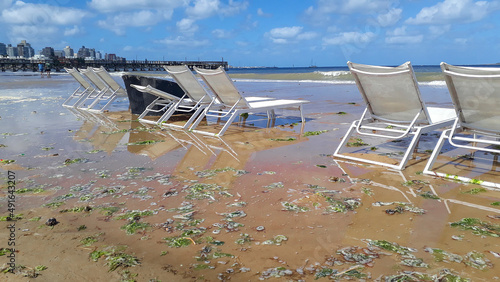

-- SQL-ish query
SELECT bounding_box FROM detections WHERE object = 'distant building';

[17,40,35,58]
[0,43,6,56]
[41,47,55,58]
[63,46,74,58]
[77,46,90,58]
[54,50,64,57]
[6,44,18,57]
[96,51,102,60]
[106,53,117,61]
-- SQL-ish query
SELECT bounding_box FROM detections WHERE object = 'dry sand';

[0,78,499,281]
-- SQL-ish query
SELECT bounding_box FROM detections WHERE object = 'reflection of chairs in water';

[335,160,500,215]
[69,108,128,154]
[129,123,306,181]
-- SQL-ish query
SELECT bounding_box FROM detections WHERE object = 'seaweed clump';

[450,218,500,237]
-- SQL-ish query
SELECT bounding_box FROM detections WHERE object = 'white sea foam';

[314,70,351,77]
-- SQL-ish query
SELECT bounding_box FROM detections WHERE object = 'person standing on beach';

[38,63,44,77]
[45,62,51,78]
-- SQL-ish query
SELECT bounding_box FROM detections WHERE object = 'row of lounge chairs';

[63,62,500,188]
[334,61,499,188]
[63,66,127,112]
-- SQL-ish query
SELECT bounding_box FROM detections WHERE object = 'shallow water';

[0,73,499,281]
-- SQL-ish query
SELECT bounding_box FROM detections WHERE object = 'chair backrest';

[65,67,94,90]
[441,62,500,133]
[79,67,108,91]
[164,65,212,103]
[93,67,126,94]
[194,67,250,108]
[348,61,430,124]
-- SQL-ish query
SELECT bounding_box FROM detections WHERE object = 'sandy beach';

[1,72,499,281]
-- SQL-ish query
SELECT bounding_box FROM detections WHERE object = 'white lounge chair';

[190,66,309,136]
[333,61,456,170]
[131,65,212,129]
[130,84,181,120]
[62,67,96,108]
[159,65,214,128]
[423,62,500,188]
[79,67,127,112]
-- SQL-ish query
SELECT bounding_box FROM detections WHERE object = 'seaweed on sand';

[90,246,140,271]
[450,218,500,237]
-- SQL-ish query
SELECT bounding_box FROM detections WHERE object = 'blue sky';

[1,0,500,67]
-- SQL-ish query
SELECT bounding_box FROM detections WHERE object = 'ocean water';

[226,64,499,86]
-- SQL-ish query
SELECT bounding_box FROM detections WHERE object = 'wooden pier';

[0,58,228,72]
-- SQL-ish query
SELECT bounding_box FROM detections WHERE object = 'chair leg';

[189,107,209,132]
[333,121,357,157]
[397,127,422,170]
[217,111,240,136]
[299,105,305,123]
[182,106,206,129]
[423,129,450,175]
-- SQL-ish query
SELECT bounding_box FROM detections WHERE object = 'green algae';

[450,218,500,237]
[281,201,309,212]
[121,221,151,235]
[303,130,328,137]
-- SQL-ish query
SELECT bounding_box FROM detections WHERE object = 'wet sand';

[0,75,499,281]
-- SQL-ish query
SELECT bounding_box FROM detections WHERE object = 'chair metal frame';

[190,66,308,136]
[78,67,126,112]
[423,62,500,188]
[62,67,96,108]
[334,61,456,170]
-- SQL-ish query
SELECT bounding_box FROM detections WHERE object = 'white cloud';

[89,0,187,13]
[455,38,468,44]
[385,26,424,44]
[429,25,450,37]
[341,0,395,13]
[385,35,423,44]
[186,0,248,20]
[97,10,165,35]
[323,31,376,45]
[406,0,500,25]
[155,36,210,47]
[297,31,318,40]
[8,25,59,44]
[306,0,396,15]
[377,8,402,27]
[257,8,271,17]
[64,25,83,36]
[387,26,407,37]
[1,2,88,25]
[177,18,199,33]
[212,29,231,38]
[0,0,12,10]
[269,26,303,38]
[266,26,317,44]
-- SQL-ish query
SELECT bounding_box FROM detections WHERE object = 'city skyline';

[1,1,500,67]
[0,40,122,60]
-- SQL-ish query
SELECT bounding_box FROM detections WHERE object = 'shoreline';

[0,75,499,281]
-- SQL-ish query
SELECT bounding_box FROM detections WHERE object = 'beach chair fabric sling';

[131,65,212,128]
[88,67,127,112]
[77,67,126,112]
[77,67,111,112]
[333,61,456,170]
[190,66,309,136]
[423,62,500,188]
[157,65,214,128]
[62,67,96,108]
